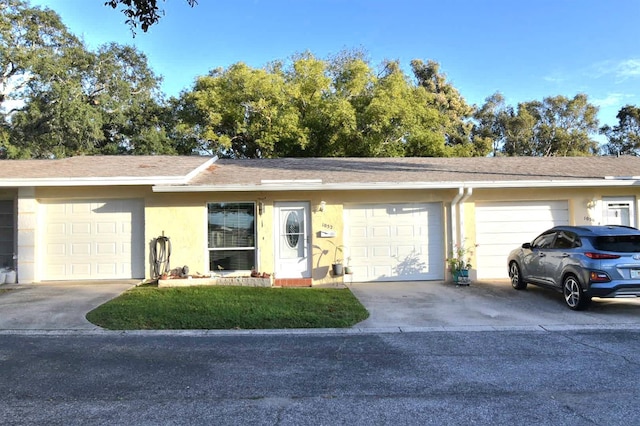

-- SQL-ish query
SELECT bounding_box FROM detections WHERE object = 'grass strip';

[87,286,369,330]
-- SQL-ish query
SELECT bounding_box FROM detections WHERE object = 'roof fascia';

[153,178,640,193]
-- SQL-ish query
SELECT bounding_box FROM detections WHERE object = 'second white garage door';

[42,199,145,280]
[475,200,570,280]
[344,203,444,282]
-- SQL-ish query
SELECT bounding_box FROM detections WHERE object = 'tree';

[177,62,302,158]
[474,93,600,157]
[601,105,640,156]
[0,1,170,158]
[0,0,80,114]
[411,59,486,156]
[105,0,197,33]
[176,53,468,158]
[472,92,510,156]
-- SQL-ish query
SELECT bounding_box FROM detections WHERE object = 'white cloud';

[591,59,640,81]
[615,59,640,79]
[592,93,633,108]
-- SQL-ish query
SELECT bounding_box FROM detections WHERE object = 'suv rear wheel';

[563,275,591,310]
[509,262,527,290]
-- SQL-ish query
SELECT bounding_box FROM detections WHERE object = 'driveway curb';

[3,323,640,337]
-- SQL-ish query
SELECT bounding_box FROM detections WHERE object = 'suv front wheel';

[509,262,527,290]
[563,275,591,311]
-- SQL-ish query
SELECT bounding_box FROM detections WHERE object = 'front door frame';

[273,201,311,278]
[602,196,636,227]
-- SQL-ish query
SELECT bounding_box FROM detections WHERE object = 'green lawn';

[86,286,370,330]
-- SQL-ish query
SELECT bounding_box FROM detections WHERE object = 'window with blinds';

[207,202,256,272]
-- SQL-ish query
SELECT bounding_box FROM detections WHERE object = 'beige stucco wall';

[144,188,457,284]
[15,183,640,284]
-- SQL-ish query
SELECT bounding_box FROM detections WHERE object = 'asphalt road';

[2,329,640,425]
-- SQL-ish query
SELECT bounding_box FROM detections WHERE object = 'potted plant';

[344,257,353,275]
[330,242,344,276]
[447,242,475,285]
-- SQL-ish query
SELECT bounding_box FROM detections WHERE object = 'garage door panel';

[96,242,117,255]
[397,245,421,257]
[475,201,569,279]
[349,246,368,257]
[47,243,66,256]
[71,243,91,255]
[345,203,444,282]
[71,222,91,235]
[372,246,392,257]
[97,222,117,234]
[71,264,91,275]
[97,263,117,275]
[43,199,144,280]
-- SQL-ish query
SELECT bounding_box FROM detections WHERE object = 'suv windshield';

[592,235,640,252]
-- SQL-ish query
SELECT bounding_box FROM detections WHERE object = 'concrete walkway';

[0,281,138,330]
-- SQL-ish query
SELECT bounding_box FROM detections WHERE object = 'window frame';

[207,201,257,273]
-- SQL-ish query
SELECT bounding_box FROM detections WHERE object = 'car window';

[593,235,640,252]
[553,231,577,249]
[532,232,556,249]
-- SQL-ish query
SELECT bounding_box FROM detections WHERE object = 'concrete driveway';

[348,280,640,330]
[2,279,640,331]
[0,281,138,330]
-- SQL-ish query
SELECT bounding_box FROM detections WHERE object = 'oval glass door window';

[285,211,301,248]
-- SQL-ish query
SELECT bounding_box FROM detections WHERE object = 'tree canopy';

[0,0,172,158]
[174,52,482,158]
[472,93,600,157]
[601,105,640,156]
[0,0,632,159]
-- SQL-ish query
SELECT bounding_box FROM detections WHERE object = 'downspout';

[459,187,473,244]
[450,187,464,251]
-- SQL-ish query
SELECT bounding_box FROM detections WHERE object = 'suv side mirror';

[522,242,532,249]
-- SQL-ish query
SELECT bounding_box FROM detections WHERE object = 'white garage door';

[43,199,144,280]
[475,201,569,280]
[344,203,444,282]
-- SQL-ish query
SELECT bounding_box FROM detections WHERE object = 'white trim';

[459,187,473,244]
[185,156,218,182]
[153,178,640,193]
[450,187,464,252]
[602,196,636,227]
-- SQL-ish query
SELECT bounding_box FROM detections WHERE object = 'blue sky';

[30,0,640,128]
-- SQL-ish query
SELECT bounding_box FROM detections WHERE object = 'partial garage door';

[344,203,444,282]
[475,201,569,280]
[43,199,144,280]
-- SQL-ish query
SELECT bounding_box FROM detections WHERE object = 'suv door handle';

[538,253,546,257]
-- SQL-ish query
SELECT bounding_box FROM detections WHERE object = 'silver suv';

[507,225,640,310]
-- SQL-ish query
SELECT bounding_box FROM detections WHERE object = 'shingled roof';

[0,155,214,186]
[3,156,640,190]
[178,156,640,191]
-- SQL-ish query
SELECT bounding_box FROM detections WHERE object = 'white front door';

[274,202,310,278]
[603,197,635,227]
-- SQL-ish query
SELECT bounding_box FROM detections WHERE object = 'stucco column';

[17,187,36,283]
